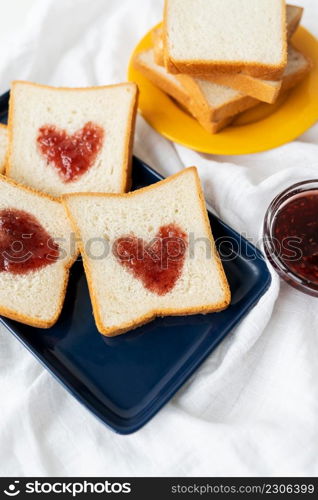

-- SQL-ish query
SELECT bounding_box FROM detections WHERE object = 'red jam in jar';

[272,191,318,284]
[0,209,60,275]
[113,223,188,296]
[37,121,104,183]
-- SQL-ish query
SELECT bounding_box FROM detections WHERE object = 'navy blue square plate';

[0,92,271,434]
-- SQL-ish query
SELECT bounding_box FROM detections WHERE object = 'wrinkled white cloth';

[0,0,318,477]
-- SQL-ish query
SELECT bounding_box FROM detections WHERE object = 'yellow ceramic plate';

[127,25,318,155]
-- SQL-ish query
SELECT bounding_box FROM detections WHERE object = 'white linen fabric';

[0,0,318,477]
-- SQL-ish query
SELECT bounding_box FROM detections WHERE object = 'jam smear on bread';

[113,223,188,295]
[0,209,59,274]
[37,122,104,183]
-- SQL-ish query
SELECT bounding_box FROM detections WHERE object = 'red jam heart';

[0,209,60,275]
[37,122,104,183]
[113,224,188,296]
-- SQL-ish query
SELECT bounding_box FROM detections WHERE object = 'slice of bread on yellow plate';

[64,168,231,337]
[134,49,252,132]
[0,175,77,328]
[6,81,138,196]
[163,0,287,79]
[154,4,303,103]
[0,124,8,174]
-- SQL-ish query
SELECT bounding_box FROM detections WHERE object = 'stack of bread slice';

[134,0,312,134]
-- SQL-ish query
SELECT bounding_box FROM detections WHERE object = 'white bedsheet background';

[0,0,317,477]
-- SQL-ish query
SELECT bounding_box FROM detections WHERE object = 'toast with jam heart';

[0,124,7,174]
[0,175,77,328]
[64,168,231,337]
[6,81,138,196]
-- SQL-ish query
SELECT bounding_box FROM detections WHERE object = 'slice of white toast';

[163,0,287,79]
[0,176,77,327]
[64,168,231,337]
[155,4,303,103]
[134,50,256,127]
[0,125,7,174]
[7,81,138,196]
[154,4,302,72]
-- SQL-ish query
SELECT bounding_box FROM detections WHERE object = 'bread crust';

[63,168,231,337]
[120,84,139,193]
[6,81,139,194]
[0,174,78,328]
[0,124,8,173]
[163,0,288,80]
[166,59,286,81]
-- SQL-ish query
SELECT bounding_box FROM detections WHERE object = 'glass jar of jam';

[263,180,318,297]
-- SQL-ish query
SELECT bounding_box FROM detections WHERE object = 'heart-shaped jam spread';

[113,224,188,295]
[37,122,104,183]
[0,209,59,275]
